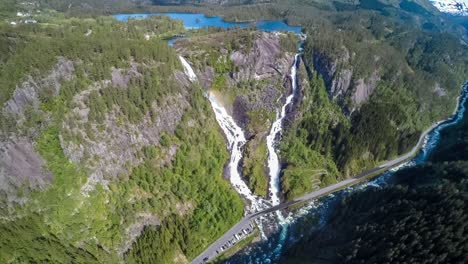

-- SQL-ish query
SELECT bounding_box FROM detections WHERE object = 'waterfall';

[178,56,265,213]
[227,80,468,264]
[207,93,268,212]
[179,56,197,81]
[179,53,302,215]
[266,54,300,208]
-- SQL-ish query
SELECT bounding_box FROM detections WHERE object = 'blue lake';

[113,13,302,34]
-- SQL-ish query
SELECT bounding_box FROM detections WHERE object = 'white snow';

[430,0,468,15]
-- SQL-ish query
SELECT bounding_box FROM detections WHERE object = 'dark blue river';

[224,83,468,264]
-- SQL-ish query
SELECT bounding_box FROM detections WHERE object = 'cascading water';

[207,92,267,213]
[241,53,301,263]
[266,54,300,208]
[178,56,266,214]
[227,83,468,263]
[179,56,197,82]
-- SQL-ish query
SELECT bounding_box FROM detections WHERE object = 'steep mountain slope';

[277,4,468,200]
[0,14,252,263]
[1,1,467,263]
[0,11,305,262]
[280,90,468,264]
[174,29,300,196]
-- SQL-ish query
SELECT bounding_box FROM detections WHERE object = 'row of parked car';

[216,222,256,254]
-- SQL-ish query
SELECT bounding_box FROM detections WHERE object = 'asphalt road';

[191,122,438,264]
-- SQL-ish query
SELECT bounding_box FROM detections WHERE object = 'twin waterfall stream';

[181,50,468,262]
[179,54,301,229]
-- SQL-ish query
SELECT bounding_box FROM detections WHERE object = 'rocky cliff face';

[175,30,300,195]
[0,58,75,207]
[0,57,192,205]
[176,31,295,134]
[4,58,75,121]
[60,66,191,193]
[310,48,379,112]
[0,138,52,206]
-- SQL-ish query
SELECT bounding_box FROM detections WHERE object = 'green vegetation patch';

[243,138,269,196]
[124,89,244,262]
[0,13,244,263]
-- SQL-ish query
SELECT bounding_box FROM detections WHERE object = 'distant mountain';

[430,0,468,15]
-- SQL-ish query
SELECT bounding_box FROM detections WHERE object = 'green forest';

[0,11,244,263]
[279,3,468,199]
[280,95,468,264]
[0,0,467,263]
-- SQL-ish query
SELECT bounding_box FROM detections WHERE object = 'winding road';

[191,120,440,264]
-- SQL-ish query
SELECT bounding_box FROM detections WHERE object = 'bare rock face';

[61,77,189,193]
[352,72,380,106]
[230,32,290,83]
[433,82,447,97]
[311,47,380,111]
[4,58,75,120]
[0,58,73,206]
[312,48,352,99]
[178,31,295,134]
[119,212,161,256]
[0,138,52,205]
[198,66,215,90]
[331,69,353,98]
[111,63,141,88]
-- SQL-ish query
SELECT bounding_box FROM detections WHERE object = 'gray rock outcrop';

[0,137,52,206]
[310,47,381,111]
[4,58,74,120]
[60,72,190,193]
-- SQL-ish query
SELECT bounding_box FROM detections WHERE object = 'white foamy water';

[207,93,267,212]
[266,54,300,208]
[179,56,197,81]
[178,56,266,213]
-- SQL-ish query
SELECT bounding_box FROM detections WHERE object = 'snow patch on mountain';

[430,0,468,16]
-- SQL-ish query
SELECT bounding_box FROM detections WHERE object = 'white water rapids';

[267,54,300,207]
